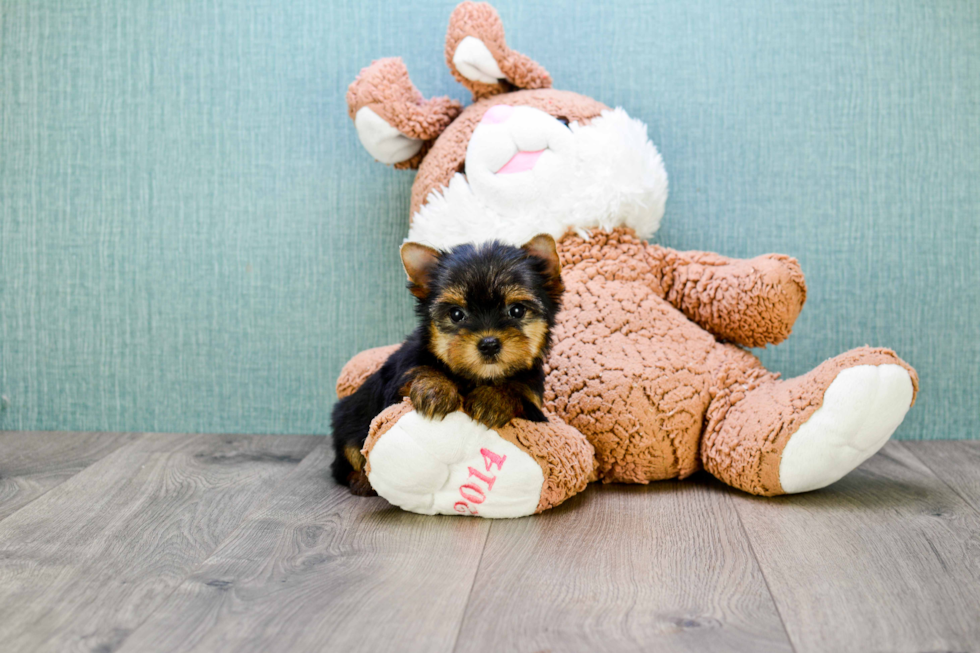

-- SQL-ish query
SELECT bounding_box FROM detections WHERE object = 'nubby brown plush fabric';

[337,2,919,516]
[344,229,918,498]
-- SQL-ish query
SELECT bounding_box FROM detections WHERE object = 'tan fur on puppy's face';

[419,238,562,383]
[430,318,548,382]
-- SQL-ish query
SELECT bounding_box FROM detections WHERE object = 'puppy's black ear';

[521,234,563,301]
[400,242,441,300]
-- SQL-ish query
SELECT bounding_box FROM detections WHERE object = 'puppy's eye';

[508,304,526,319]
[449,307,466,323]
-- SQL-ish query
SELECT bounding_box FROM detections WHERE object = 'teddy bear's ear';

[445,2,552,101]
[347,58,462,169]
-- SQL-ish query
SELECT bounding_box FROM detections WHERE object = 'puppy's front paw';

[464,385,523,429]
[409,373,463,420]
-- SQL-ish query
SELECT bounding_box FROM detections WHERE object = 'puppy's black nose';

[477,336,502,357]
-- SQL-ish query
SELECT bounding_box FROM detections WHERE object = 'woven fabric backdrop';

[1,0,977,438]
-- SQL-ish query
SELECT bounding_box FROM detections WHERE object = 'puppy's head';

[401,235,563,381]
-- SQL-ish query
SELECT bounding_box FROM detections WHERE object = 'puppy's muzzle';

[477,336,502,359]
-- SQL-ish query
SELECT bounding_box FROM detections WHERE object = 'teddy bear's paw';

[779,364,914,493]
[366,410,544,518]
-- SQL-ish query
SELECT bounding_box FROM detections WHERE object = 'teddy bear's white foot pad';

[779,364,914,494]
[367,410,544,518]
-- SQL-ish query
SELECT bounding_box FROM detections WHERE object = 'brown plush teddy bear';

[336,2,918,518]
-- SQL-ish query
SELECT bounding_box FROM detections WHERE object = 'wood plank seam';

[730,442,980,652]
[103,438,330,653]
[901,442,980,519]
[726,490,799,653]
[0,431,147,525]
[113,442,493,653]
[450,518,494,653]
[0,432,322,652]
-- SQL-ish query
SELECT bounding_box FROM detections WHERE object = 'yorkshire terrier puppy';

[331,234,564,495]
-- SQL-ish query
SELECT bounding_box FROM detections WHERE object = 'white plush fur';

[779,364,914,493]
[407,108,668,249]
[368,410,544,518]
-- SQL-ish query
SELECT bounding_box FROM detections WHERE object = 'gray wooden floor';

[1,432,979,653]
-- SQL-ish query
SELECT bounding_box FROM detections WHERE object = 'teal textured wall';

[1,1,977,438]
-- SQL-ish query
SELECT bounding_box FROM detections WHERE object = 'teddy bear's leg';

[701,346,918,496]
[362,400,596,518]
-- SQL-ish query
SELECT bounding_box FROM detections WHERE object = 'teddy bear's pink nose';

[481,104,514,124]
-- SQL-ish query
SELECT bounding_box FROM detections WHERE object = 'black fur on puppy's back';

[328,330,428,488]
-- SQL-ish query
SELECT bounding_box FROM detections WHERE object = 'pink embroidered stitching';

[453,448,507,515]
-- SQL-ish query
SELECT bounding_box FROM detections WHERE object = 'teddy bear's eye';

[555,116,570,128]
[449,307,466,323]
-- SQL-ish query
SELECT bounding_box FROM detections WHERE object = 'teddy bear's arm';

[336,344,401,398]
[648,245,808,348]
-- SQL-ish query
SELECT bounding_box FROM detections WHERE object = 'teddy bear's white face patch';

[408,108,669,251]
[464,105,577,216]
